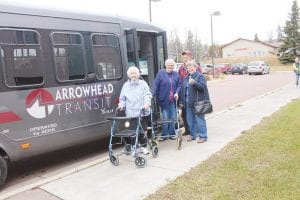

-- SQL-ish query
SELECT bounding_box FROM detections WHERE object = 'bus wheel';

[0,156,7,186]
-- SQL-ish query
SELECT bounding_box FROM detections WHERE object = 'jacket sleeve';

[175,74,182,94]
[293,63,299,71]
[143,81,152,106]
[192,74,206,92]
[118,83,127,108]
[152,71,161,98]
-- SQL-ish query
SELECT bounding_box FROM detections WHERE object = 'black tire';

[109,153,119,166]
[0,156,8,186]
[135,156,146,168]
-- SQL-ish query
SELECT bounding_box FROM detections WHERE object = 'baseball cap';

[182,50,192,56]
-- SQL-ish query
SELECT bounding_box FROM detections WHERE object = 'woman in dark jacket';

[179,60,209,143]
[152,58,181,141]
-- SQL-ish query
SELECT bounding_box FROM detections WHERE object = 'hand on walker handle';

[174,93,179,101]
[117,106,124,111]
[144,104,150,110]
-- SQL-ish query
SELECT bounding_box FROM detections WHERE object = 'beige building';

[221,38,278,58]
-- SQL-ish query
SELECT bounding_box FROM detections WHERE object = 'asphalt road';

[1,71,295,198]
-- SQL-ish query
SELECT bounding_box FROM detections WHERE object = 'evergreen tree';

[185,29,194,52]
[276,25,283,42]
[254,33,259,41]
[279,0,300,63]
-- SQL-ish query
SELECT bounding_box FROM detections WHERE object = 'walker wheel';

[152,146,159,158]
[124,144,131,155]
[109,153,119,166]
[135,156,146,168]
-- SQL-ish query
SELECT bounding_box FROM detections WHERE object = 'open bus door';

[155,31,167,74]
[125,29,167,87]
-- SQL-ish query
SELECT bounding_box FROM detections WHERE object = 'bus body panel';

[0,4,167,165]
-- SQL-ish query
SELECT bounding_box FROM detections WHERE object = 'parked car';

[201,64,214,75]
[247,61,270,75]
[215,63,232,74]
[231,63,248,75]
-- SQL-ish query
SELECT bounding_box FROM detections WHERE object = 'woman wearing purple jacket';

[152,58,181,141]
[179,60,209,143]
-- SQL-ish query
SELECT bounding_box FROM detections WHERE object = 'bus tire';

[0,156,8,186]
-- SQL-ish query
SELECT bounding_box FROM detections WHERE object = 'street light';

[210,11,221,78]
[149,0,161,22]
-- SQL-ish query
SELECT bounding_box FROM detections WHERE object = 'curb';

[0,83,295,200]
[0,157,109,200]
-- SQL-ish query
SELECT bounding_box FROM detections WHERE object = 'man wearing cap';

[178,50,202,136]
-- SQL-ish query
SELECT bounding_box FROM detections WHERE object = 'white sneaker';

[141,147,149,155]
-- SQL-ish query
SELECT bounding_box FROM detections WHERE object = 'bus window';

[91,34,122,80]
[51,32,87,82]
[0,29,44,87]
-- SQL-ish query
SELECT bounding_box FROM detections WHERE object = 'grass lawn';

[146,100,300,200]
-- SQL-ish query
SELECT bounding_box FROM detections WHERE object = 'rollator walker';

[107,108,158,168]
[150,99,182,150]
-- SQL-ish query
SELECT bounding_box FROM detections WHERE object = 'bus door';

[126,29,167,87]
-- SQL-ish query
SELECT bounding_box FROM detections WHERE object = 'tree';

[254,33,260,41]
[276,25,283,42]
[268,30,274,43]
[279,0,300,63]
[185,29,194,53]
[167,28,183,62]
[167,28,206,63]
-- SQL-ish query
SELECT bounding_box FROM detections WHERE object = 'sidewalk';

[5,84,300,200]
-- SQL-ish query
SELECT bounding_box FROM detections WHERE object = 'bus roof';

[0,3,164,33]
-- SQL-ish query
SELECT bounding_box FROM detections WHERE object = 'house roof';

[221,38,278,49]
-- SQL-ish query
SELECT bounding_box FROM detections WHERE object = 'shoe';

[141,147,149,155]
[187,136,195,142]
[159,137,167,141]
[197,138,207,143]
[169,136,176,140]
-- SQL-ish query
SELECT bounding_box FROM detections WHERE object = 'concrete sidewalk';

[5,84,300,200]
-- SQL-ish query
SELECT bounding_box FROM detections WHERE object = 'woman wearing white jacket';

[118,66,152,154]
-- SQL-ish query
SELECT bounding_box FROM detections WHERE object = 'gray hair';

[186,60,197,67]
[127,66,140,78]
[165,58,175,66]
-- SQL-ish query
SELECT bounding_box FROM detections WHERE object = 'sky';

[0,0,297,45]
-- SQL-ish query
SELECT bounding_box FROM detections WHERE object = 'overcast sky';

[0,0,297,44]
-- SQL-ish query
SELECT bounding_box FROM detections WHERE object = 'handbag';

[193,85,213,115]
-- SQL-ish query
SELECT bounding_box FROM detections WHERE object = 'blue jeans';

[161,102,176,137]
[295,73,300,86]
[186,105,207,140]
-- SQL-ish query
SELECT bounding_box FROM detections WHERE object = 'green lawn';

[146,99,300,200]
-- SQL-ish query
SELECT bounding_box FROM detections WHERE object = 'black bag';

[194,100,213,114]
[193,84,213,115]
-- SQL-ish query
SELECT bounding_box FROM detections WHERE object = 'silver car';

[247,61,270,75]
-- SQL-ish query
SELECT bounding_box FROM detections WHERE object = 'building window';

[51,32,87,82]
[91,34,122,80]
[0,29,43,87]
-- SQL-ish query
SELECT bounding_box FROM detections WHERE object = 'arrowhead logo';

[26,88,55,119]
